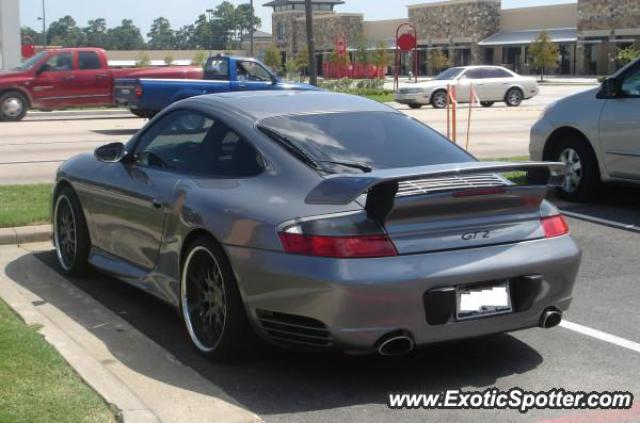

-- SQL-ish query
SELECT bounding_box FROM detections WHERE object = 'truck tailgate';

[113,78,138,105]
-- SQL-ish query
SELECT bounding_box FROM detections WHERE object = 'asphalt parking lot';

[10,186,639,423]
[0,84,596,184]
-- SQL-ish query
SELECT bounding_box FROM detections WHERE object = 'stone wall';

[578,0,640,32]
[409,0,500,43]
[293,13,364,52]
[408,0,500,64]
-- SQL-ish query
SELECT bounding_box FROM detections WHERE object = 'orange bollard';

[446,84,451,139]
[451,85,457,144]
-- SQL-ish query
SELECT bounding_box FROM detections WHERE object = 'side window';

[44,53,73,72]
[621,67,640,97]
[236,61,272,82]
[488,68,512,78]
[135,111,214,172]
[135,110,262,177]
[465,68,489,79]
[191,121,263,177]
[204,59,229,81]
[78,51,102,70]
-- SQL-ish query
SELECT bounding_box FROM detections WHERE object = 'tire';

[180,235,255,360]
[480,101,494,108]
[505,88,523,107]
[431,90,447,109]
[408,103,423,109]
[130,109,148,118]
[552,136,601,202]
[0,91,29,121]
[53,186,91,276]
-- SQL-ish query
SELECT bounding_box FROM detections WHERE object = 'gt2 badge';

[462,231,491,241]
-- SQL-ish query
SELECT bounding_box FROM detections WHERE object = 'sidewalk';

[0,242,262,423]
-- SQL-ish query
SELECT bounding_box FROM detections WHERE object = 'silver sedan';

[395,66,539,109]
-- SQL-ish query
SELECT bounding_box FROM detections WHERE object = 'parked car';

[395,66,539,109]
[52,91,580,359]
[0,47,202,121]
[114,55,318,118]
[530,58,640,202]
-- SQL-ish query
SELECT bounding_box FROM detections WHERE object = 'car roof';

[185,91,395,121]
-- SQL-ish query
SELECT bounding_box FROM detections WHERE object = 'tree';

[529,30,559,81]
[192,51,208,66]
[617,46,640,67]
[175,25,195,50]
[83,19,109,48]
[135,52,151,67]
[263,45,282,72]
[430,49,451,74]
[21,26,42,45]
[47,16,84,46]
[372,40,389,70]
[148,17,176,50]
[107,19,145,50]
[236,3,261,43]
[295,47,309,74]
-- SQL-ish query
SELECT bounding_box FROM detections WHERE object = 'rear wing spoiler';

[305,161,566,206]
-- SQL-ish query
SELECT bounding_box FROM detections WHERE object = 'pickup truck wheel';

[0,92,28,121]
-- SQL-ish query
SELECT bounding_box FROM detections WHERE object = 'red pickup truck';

[0,47,203,121]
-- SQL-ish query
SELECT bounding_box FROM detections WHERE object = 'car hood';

[0,69,30,79]
[0,69,32,86]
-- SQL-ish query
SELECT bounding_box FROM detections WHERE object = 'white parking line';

[560,320,640,354]
[562,210,640,232]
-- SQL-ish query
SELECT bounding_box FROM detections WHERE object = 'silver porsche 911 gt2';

[52,91,581,359]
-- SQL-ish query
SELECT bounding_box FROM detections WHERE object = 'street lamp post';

[38,0,47,47]
[206,9,214,57]
[304,0,317,86]
[249,0,254,57]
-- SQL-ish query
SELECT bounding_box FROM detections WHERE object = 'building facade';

[0,0,21,70]
[264,0,640,76]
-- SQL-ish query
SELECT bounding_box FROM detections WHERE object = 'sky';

[20,0,577,37]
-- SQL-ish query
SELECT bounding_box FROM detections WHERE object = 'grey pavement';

[1,186,638,422]
[0,84,596,185]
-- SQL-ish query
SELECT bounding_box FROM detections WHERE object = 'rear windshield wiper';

[318,160,373,173]
[258,126,323,171]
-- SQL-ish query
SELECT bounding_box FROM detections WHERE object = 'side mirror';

[37,64,52,74]
[95,142,128,163]
[598,77,618,99]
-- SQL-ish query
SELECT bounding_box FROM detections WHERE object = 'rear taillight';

[278,233,397,258]
[541,215,569,238]
[135,84,143,97]
[278,212,397,258]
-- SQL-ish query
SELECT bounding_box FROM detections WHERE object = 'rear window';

[259,111,473,172]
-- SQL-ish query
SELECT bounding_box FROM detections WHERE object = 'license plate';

[120,89,131,95]
[456,281,512,320]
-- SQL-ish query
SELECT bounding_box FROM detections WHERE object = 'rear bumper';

[226,235,581,353]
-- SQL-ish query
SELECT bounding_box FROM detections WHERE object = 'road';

[0,84,596,185]
[16,189,640,422]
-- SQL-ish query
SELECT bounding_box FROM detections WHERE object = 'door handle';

[96,74,108,80]
[152,199,163,209]
[64,75,76,81]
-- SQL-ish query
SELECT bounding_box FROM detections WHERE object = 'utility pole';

[304,0,317,86]
[41,0,47,47]
[206,9,214,57]
[249,0,255,57]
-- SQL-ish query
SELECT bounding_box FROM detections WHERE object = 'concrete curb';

[0,224,52,246]
[0,243,263,423]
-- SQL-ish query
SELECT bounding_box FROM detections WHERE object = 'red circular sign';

[397,33,417,52]
[21,44,36,58]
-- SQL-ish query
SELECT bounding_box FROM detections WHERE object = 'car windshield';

[259,111,473,173]
[13,51,47,71]
[434,67,465,80]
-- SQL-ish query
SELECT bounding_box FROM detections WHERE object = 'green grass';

[360,92,395,103]
[482,156,532,185]
[0,299,115,423]
[0,184,53,228]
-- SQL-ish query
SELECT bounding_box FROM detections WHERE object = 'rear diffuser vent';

[256,310,332,348]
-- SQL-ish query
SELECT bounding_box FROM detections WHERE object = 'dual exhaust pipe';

[376,308,562,356]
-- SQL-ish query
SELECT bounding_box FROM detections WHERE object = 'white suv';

[530,58,640,202]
